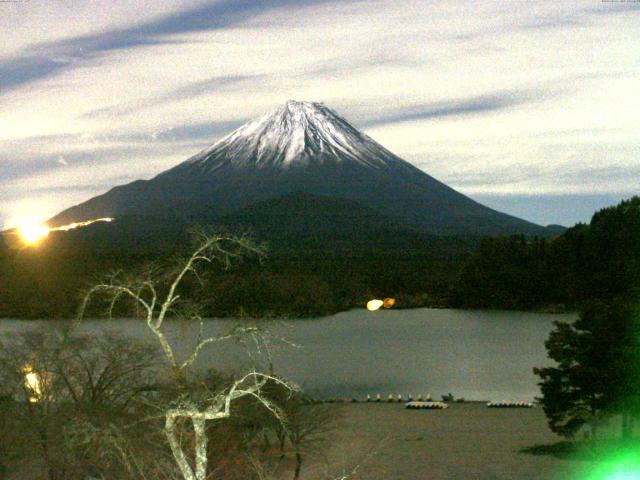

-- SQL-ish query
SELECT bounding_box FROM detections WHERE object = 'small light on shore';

[367,299,384,311]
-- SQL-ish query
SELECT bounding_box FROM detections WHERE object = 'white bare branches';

[78,233,298,480]
[163,371,295,480]
[78,233,265,374]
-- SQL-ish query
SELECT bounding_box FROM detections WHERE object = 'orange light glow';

[15,217,114,246]
[18,221,50,245]
[383,298,396,308]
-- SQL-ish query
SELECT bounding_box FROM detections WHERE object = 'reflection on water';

[0,308,575,401]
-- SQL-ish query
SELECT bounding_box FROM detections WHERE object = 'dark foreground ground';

[300,402,585,480]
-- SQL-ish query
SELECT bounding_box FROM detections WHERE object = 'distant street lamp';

[366,299,384,311]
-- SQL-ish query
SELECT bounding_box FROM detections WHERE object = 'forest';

[0,196,638,319]
[451,196,640,310]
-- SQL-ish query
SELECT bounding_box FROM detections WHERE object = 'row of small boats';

[313,396,535,407]
[405,401,448,409]
[486,401,534,408]
[366,394,434,402]
[405,400,535,410]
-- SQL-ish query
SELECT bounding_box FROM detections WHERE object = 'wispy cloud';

[82,75,263,119]
[1,0,639,227]
[360,89,553,128]
[0,0,336,92]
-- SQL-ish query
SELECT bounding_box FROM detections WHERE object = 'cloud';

[360,89,550,128]
[0,149,189,227]
[0,56,68,92]
[82,75,263,119]
[1,0,639,228]
[0,0,336,93]
[148,120,246,142]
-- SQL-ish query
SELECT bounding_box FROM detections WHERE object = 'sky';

[1,0,638,229]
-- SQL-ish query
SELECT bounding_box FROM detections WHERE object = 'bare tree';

[288,402,336,480]
[0,326,169,480]
[79,233,298,480]
[256,391,337,480]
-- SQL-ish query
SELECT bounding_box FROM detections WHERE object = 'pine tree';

[534,300,640,439]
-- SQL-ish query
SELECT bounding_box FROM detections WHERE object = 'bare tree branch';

[76,233,288,480]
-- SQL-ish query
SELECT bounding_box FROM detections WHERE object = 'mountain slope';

[50,100,551,236]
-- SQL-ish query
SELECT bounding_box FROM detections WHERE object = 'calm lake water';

[0,308,575,401]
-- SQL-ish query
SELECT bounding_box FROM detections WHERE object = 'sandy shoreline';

[298,402,583,480]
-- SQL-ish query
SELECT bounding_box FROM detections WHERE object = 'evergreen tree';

[534,299,640,438]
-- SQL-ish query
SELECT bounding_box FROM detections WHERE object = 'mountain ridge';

[50,101,557,236]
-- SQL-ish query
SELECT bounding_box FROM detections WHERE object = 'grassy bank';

[298,402,588,480]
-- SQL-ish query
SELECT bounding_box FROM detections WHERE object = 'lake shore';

[0,302,576,321]
[0,309,575,401]
[298,402,582,480]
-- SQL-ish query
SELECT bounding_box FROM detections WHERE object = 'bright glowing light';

[18,221,49,245]
[367,299,384,311]
[578,443,640,480]
[589,457,640,480]
[383,298,396,309]
[54,217,113,231]
[23,364,43,403]
[15,217,114,246]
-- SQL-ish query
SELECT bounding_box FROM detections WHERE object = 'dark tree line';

[442,196,640,440]
[529,197,640,440]
[1,196,638,319]
[0,220,474,319]
[451,196,640,311]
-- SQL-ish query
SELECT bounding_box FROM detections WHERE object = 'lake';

[0,308,575,401]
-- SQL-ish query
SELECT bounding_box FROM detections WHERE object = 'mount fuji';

[50,101,554,236]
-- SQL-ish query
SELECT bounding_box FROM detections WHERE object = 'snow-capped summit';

[183,100,403,171]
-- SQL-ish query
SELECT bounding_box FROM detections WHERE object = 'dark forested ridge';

[1,195,637,319]
[0,193,479,319]
[451,196,640,311]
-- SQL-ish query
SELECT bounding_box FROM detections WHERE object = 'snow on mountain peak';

[185,101,403,171]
